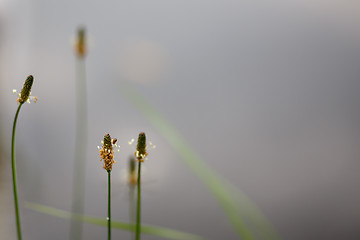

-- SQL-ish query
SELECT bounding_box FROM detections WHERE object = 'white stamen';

[12,89,17,93]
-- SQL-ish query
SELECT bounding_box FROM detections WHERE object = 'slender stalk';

[135,161,142,240]
[130,185,136,240]
[11,103,23,240]
[129,156,137,240]
[70,52,87,240]
[108,170,111,240]
[99,133,115,240]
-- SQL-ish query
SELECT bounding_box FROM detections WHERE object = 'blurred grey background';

[1,0,360,239]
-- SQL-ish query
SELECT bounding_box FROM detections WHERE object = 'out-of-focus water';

[1,0,360,239]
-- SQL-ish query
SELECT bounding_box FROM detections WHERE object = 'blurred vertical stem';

[130,185,136,240]
[70,27,87,240]
[129,157,137,240]
[108,170,111,240]
[136,161,142,240]
[11,103,23,240]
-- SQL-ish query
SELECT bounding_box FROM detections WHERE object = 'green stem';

[108,170,111,240]
[11,103,23,240]
[136,161,142,240]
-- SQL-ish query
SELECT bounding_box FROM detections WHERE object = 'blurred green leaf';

[26,202,205,240]
[116,81,281,240]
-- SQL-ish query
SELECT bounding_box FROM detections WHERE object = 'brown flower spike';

[99,134,117,171]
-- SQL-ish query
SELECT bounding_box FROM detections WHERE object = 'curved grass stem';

[136,161,142,240]
[116,82,268,240]
[11,103,23,240]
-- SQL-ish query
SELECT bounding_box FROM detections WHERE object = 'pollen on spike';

[12,89,17,93]
[149,141,156,149]
[117,149,120,152]
[101,140,104,144]
[128,138,135,145]
[97,146,100,149]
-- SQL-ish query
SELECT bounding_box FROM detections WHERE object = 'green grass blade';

[116,81,281,240]
[25,202,205,240]
[227,182,281,240]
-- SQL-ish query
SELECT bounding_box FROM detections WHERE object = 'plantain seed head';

[135,132,148,162]
[19,75,34,104]
[99,133,117,172]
